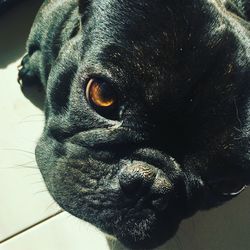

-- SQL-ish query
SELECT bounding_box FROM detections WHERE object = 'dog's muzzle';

[118,161,176,211]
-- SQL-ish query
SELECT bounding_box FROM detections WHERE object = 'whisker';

[20,114,44,121]
[1,160,37,170]
[25,173,42,178]
[8,165,38,170]
[18,120,44,124]
[33,190,49,195]
[45,201,60,212]
[0,148,35,155]
[15,160,37,168]
[30,179,45,185]
[175,234,184,250]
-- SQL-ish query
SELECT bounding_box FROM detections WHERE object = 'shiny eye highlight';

[85,78,119,119]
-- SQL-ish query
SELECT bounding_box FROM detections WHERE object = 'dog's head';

[35,0,250,248]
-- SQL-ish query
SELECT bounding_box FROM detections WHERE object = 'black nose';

[118,162,157,196]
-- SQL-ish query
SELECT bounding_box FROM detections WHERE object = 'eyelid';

[85,78,93,102]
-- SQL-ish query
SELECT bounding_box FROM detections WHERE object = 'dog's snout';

[118,161,182,211]
[118,162,157,196]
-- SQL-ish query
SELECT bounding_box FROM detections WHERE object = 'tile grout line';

[0,210,64,244]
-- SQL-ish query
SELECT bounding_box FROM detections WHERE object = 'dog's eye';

[86,78,116,107]
[85,78,118,119]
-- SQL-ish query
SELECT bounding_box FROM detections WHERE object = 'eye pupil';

[86,78,117,109]
[90,80,115,107]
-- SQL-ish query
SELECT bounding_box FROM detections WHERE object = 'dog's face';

[35,0,250,248]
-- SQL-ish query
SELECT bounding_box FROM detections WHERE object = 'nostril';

[119,161,157,196]
[119,172,143,195]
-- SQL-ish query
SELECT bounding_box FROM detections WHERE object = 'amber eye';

[85,78,118,119]
[86,78,117,107]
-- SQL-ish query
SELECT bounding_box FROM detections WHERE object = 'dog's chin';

[110,211,181,249]
[57,191,182,249]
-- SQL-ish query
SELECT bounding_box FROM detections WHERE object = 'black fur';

[17,0,250,248]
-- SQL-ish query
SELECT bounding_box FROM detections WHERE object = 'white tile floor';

[0,1,250,250]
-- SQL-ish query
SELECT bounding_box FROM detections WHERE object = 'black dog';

[10,0,250,248]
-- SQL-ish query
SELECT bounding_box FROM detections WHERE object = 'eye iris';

[87,79,116,107]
